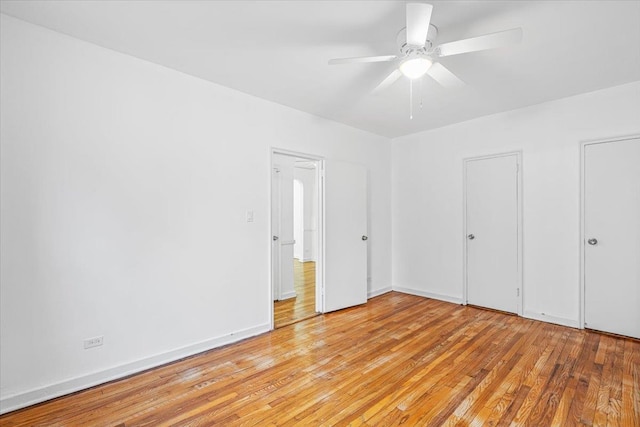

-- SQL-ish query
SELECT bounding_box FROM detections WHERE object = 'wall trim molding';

[523,311,579,329]
[368,286,392,299]
[394,287,581,329]
[279,291,297,300]
[0,323,270,415]
[393,286,464,305]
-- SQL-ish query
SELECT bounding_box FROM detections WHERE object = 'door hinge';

[516,288,520,297]
[516,163,520,173]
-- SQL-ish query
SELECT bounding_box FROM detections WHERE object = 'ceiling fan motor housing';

[397,23,438,55]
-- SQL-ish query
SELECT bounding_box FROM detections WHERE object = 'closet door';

[584,137,640,338]
[465,153,520,314]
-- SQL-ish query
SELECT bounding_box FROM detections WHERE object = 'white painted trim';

[523,311,579,329]
[579,134,640,330]
[0,323,270,415]
[272,148,324,162]
[462,151,524,316]
[270,148,325,328]
[393,286,464,305]
[368,286,392,299]
[316,160,325,314]
[269,159,277,328]
[393,288,580,329]
[279,290,297,300]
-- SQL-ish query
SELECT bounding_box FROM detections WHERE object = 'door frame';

[270,148,324,330]
[272,163,283,302]
[579,134,639,330]
[462,150,523,315]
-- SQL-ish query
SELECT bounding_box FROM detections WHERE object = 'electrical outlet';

[246,210,254,223]
[84,336,103,349]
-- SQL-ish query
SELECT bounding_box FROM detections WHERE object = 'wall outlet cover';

[84,336,104,349]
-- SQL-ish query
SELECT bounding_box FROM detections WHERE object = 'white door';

[271,155,295,301]
[584,137,640,338]
[465,154,520,314]
[324,160,368,312]
[293,179,304,260]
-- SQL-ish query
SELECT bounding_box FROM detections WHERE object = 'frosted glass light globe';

[400,57,433,79]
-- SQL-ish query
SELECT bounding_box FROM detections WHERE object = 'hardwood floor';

[274,259,317,328]
[2,292,638,426]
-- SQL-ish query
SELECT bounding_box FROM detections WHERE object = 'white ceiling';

[1,0,639,138]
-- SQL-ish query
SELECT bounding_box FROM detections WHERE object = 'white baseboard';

[0,323,270,415]
[394,288,580,329]
[523,311,579,329]
[393,286,464,305]
[368,286,392,299]
[279,291,297,300]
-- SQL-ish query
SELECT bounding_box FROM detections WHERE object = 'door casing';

[463,150,524,315]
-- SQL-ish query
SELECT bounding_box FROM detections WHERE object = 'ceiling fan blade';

[426,63,465,88]
[328,55,397,65]
[406,3,433,47]
[436,27,523,57]
[372,69,403,94]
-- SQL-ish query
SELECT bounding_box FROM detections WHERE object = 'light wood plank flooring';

[1,292,638,426]
[274,259,317,328]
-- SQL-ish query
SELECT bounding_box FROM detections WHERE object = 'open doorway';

[271,151,322,329]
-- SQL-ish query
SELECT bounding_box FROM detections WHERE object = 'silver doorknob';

[587,238,598,245]
[467,234,475,240]
[273,236,279,241]
[362,235,368,241]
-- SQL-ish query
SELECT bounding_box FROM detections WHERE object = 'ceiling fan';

[329,3,522,114]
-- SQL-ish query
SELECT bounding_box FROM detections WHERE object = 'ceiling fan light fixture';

[399,56,433,79]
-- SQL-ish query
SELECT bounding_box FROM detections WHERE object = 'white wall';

[392,81,640,326]
[0,15,392,412]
